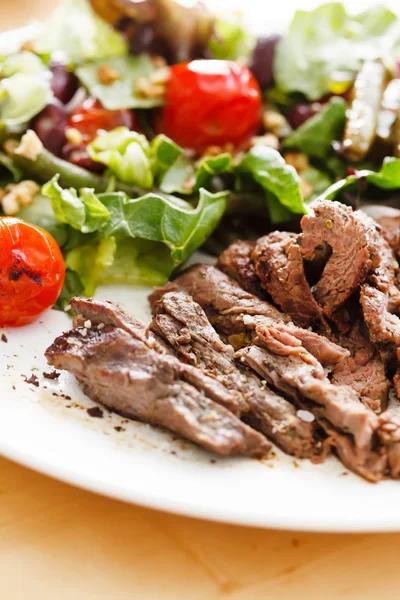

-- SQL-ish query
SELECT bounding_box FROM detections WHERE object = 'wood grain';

[2,2,400,598]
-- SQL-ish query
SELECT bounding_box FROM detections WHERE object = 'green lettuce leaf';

[76,55,164,110]
[65,237,117,297]
[0,52,47,77]
[42,175,111,233]
[319,156,400,201]
[208,14,255,61]
[56,269,84,310]
[236,145,307,217]
[160,153,232,195]
[100,238,175,287]
[98,188,227,263]
[283,97,347,159]
[0,73,52,126]
[274,3,399,100]
[0,151,22,185]
[33,0,127,62]
[88,128,182,188]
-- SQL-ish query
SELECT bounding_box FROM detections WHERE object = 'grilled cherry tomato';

[0,218,65,327]
[68,98,135,143]
[156,60,262,152]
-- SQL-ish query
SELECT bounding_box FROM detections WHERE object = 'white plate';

[3,1,400,533]
[2,282,400,533]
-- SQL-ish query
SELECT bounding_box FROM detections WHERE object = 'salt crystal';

[297,409,315,423]
[243,315,254,325]
[97,323,105,330]
[84,320,92,329]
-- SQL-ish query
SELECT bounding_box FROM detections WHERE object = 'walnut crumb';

[0,180,40,215]
[15,130,43,161]
[97,63,120,85]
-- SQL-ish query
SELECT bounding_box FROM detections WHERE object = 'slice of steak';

[46,325,270,458]
[236,325,386,482]
[378,406,400,478]
[331,322,390,414]
[151,291,321,459]
[217,240,266,298]
[362,205,400,255]
[252,231,330,333]
[70,296,171,355]
[71,297,242,416]
[299,201,381,326]
[150,265,348,367]
[360,230,400,371]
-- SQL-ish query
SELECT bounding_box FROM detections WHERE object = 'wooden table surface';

[3,2,400,598]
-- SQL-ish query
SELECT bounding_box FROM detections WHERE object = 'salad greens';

[237,146,306,219]
[208,14,255,61]
[274,3,399,100]
[40,176,228,298]
[76,55,165,110]
[88,128,182,188]
[319,156,400,201]
[33,0,127,62]
[0,73,52,126]
[283,97,347,160]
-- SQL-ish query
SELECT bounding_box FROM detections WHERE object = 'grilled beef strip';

[236,325,387,482]
[299,201,382,330]
[149,265,349,367]
[251,231,330,333]
[151,291,321,459]
[331,322,390,414]
[217,240,267,298]
[46,321,270,457]
[70,297,243,416]
[216,232,388,409]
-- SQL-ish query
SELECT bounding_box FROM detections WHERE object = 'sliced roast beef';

[46,324,270,457]
[70,296,171,355]
[362,205,400,255]
[70,297,242,416]
[150,265,348,367]
[331,322,390,413]
[299,201,381,327]
[217,240,266,298]
[151,291,321,459]
[236,324,386,482]
[251,231,330,332]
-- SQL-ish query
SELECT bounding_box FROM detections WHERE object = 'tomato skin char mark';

[9,266,43,286]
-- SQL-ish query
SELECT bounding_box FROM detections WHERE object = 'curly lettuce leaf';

[0,52,47,77]
[98,188,227,263]
[236,145,307,218]
[42,175,111,233]
[319,157,400,201]
[274,3,399,100]
[76,55,164,110]
[88,128,182,188]
[160,153,232,195]
[283,97,346,159]
[33,0,127,62]
[208,14,255,61]
[100,238,175,287]
[0,73,52,126]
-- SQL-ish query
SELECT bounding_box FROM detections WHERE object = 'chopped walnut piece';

[263,109,292,138]
[202,142,235,158]
[3,139,19,156]
[1,180,40,215]
[97,63,120,85]
[136,67,170,100]
[284,151,310,174]
[151,56,167,69]
[250,133,279,150]
[20,39,34,52]
[15,130,43,161]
